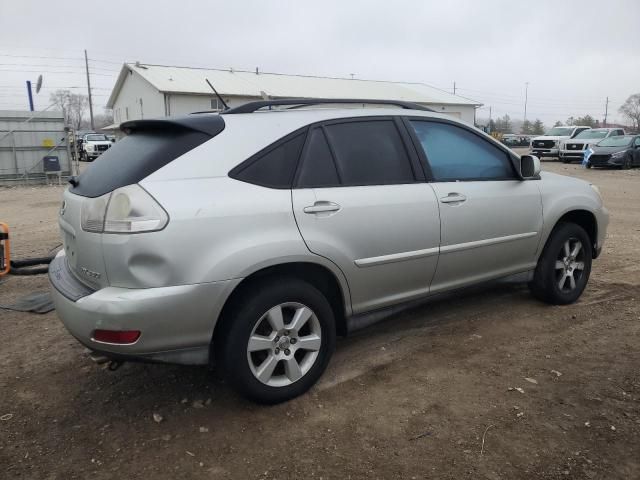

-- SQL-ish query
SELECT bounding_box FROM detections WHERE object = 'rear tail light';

[93,329,141,344]
[81,184,168,234]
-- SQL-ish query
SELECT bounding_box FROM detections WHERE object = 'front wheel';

[529,223,592,305]
[622,154,632,170]
[215,279,336,404]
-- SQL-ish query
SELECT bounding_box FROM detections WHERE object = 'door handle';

[303,201,341,214]
[440,193,467,204]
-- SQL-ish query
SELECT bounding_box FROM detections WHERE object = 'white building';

[106,63,481,127]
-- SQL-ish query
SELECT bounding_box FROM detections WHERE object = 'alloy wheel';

[555,237,586,293]
[247,302,322,387]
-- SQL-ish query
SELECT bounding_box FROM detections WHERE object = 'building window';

[210,98,227,111]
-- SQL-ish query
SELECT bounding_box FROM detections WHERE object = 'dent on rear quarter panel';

[103,177,309,288]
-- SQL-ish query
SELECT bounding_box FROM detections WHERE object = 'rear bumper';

[49,252,241,365]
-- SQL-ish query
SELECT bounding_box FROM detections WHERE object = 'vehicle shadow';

[61,279,535,415]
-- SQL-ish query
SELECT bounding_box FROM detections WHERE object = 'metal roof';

[107,63,481,108]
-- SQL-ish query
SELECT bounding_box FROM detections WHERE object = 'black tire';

[529,222,592,305]
[561,157,570,164]
[622,154,632,170]
[215,279,336,404]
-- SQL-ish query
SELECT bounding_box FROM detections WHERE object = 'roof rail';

[221,98,434,114]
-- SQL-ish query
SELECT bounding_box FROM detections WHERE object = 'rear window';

[71,129,212,198]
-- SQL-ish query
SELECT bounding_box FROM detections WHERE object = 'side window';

[617,130,625,136]
[324,120,415,186]
[296,128,340,188]
[232,133,305,188]
[634,137,640,147]
[410,121,516,181]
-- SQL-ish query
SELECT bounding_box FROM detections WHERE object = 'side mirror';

[520,155,541,178]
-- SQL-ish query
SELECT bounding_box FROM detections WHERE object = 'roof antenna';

[205,78,229,111]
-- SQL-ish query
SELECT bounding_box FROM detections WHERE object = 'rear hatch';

[59,114,225,289]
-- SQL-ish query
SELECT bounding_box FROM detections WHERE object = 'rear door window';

[410,121,516,181]
[323,120,415,186]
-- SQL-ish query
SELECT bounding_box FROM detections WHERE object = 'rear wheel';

[529,223,592,305]
[215,279,336,404]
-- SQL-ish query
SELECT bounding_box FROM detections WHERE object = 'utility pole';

[84,49,95,130]
[488,106,492,133]
[524,82,529,124]
[453,81,456,95]
[603,97,609,127]
[26,80,34,111]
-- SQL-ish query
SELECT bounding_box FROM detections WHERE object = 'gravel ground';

[1,159,639,479]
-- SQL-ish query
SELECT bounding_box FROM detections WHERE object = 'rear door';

[407,119,543,293]
[291,118,441,314]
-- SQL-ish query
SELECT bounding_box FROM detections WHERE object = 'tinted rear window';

[71,129,211,198]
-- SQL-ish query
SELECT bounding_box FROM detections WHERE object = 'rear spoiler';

[120,114,225,137]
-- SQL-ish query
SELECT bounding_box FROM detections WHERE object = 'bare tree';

[49,90,89,129]
[619,94,640,131]
[94,109,114,129]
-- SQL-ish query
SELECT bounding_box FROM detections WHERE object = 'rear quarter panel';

[102,177,352,312]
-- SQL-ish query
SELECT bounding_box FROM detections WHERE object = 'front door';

[291,119,441,314]
[407,119,543,292]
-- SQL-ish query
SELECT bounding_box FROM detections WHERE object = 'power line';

[0,53,82,61]
[0,68,116,77]
[455,86,622,104]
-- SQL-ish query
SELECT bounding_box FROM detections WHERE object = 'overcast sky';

[0,0,638,127]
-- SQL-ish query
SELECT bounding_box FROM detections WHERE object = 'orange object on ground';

[0,223,10,276]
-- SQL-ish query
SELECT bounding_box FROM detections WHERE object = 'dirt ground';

[1,159,639,479]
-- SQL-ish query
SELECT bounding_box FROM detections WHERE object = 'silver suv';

[49,99,609,403]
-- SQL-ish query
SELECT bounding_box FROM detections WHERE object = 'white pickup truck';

[559,127,626,163]
[81,133,113,162]
[530,125,591,159]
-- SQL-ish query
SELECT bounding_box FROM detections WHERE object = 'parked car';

[560,128,625,163]
[530,125,591,159]
[80,133,113,162]
[586,134,640,169]
[501,134,533,147]
[49,99,609,404]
